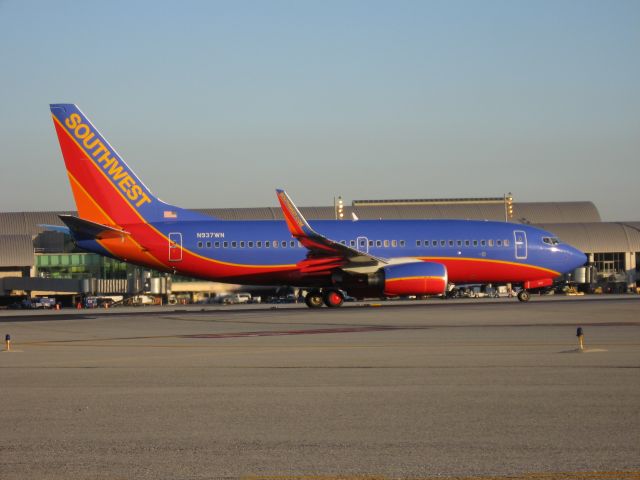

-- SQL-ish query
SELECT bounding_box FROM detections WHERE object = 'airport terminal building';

[1,198,639,303]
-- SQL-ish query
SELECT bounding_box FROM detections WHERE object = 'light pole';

[504,192,513,222]
[335,196,344,220]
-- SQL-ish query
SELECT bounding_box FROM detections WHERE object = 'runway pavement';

[0,296,639,479]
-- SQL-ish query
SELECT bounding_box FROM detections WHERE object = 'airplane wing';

[276,189,387,273]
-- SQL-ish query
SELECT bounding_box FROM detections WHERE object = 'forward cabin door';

[514,230,527,259]
[168,232,183,262]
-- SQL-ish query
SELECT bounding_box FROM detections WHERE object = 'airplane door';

[514,230,527,259]
[356,236,369,254]
[169,232,183,262]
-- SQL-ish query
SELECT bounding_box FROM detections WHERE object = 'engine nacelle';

[382,262,448,296]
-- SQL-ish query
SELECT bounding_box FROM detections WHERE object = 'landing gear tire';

[323,289,344,308]
[517,290,531,302]
[305,290,324,309]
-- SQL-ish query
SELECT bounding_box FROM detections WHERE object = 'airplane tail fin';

[50,104,211,227]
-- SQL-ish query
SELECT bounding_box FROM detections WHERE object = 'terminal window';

[594,252,624,275]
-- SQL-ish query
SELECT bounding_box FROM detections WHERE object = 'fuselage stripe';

[418,256,560,277]
[66,171,168,270]
[386,276,446,282]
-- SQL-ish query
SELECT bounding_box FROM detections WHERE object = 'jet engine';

[381,262,448,296]
[333,261,448,298]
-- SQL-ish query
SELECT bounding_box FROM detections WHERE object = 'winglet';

[275,189,387,266]
[275,189,315,238]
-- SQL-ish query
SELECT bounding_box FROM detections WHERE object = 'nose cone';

[564,244,588,271]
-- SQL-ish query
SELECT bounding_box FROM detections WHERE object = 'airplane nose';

[567,245,588,269]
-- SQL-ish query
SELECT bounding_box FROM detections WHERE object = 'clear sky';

[0,0,638,220]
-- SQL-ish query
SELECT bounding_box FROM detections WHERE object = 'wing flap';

[297,256,347,273]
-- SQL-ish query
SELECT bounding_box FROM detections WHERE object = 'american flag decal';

[163,211,177,219]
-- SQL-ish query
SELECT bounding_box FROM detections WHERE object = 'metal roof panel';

[0,235,34,267]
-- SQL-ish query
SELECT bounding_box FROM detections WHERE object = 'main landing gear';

[304,289,345,308]
[517,290,531,302]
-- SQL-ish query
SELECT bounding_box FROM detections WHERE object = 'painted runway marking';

[21,325,419,346]
[182,325,405,339]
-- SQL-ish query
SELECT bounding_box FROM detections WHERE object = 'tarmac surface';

[1,296,639,479]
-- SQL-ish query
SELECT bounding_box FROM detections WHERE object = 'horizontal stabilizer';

[58,215,130,240]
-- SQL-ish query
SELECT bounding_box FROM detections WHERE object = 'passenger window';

[256,241,262,248]
[496,240,502,247]
[197,241,203,248]
[457,240,462,247]
[481,240,486,247]
[400,240,405,247]
[231,241,237,248]
[214,241,220,248]
[440,240,445,247]
[416,240,422,247]
[432,240,438,247]
[349,240,355,247]
[240,241,245,248]
[448,240,454,247]
[273,241,279,248]
[281,241,287,248]
[376,240,382,247]
[391,240,397,247]
[340,240,346,245]
[290,241,295,248]
[464,240,470,247]
[504,239,510,247]
[265,241,270,248]
[248,241,254,248]
[488,239,494,247]
[206,241,211,248]
[473,240,478,247]
[223,241,229,248]
[424,240,429,247]
[384,240,389,247]
[369,240,374,247]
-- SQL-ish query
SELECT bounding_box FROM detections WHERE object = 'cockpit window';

[542,237,560,245]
